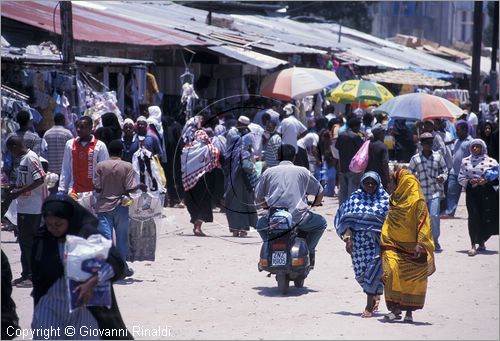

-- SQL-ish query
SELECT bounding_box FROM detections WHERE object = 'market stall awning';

[409,67,454,80]
[362,70,452,87]
[2,46,154,66]
[463,56,500,76]
[207,45,288,70]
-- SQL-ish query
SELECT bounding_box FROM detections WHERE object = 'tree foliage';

[283,1,375,32]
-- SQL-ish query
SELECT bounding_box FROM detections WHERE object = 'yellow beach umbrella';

[327,79,394,104]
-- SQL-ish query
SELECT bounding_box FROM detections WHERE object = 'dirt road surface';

[3,195,498,340]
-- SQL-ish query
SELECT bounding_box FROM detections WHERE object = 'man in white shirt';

[278,104,307,153]
[59,116,109,195]
[6,135,46,288]
[296,132,320,174]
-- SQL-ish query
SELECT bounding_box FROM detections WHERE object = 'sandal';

[384,312,402,321]
[468,249,477,256]
[372,297,380,312]
[239,231,248,237]
[193,228,206,237]
[361,310,373,318]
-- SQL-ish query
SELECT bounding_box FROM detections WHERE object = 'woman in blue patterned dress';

[334,171,390,318]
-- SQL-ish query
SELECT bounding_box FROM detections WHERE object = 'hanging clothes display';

[84,91,123,129]
[128,147,166,262]
[433,89,469,106]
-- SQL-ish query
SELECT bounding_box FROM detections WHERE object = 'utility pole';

[338,20,342,43]
[59,1,78,113]
[490,1,499,99]
[470,1,483,113]
[60,1,75,66]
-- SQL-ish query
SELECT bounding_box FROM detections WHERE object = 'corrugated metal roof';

[1,1,473,74]
[1,36,10,47]
[1,46,153,65]
[2,1,322,57]
[95,1,323,55]
[208,45,287,69]
[1,0,209,47]
[228,15,471,74]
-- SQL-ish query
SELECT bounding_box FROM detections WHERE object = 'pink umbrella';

[373,93,462,121]
[260,67,340,101]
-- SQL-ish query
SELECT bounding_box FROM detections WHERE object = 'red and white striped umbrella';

[260,67,340,101]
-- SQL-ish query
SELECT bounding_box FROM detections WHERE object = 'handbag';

[152,155,167,188]
[349,140,370,174]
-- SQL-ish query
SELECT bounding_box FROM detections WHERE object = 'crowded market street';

[3,195,498,340]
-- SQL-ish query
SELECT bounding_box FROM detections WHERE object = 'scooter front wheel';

[276,274,289,295]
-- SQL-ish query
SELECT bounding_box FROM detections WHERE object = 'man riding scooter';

[255,144,327,268]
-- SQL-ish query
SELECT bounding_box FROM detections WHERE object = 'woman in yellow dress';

[381,168,436,323]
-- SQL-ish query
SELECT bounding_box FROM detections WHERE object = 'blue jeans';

[98,206,130,260]
[255,212,327,253]
[445,174,462,216]
[427,197,441,246]
[338,171,362,206]
[324,166,337,197]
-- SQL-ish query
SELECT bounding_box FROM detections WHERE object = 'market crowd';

[1,93,499,337]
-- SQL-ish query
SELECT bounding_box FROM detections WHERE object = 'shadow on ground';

[334,311,384,318]
[456,250,499,255]
[378,317,433,326]
[252,286,318,297]
[115,278,145,285]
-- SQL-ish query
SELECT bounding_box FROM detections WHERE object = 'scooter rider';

[255,144,327,267]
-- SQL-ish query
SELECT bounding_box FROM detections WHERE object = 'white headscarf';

[123,118,135,126]
[147,106,164,135]
[458,138,499,187]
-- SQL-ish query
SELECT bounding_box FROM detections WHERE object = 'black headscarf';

[40,193,99,238]
[480,121,495,157]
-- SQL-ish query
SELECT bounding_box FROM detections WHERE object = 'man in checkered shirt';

[408,132,448,252]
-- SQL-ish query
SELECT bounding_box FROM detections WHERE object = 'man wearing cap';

[226,115,251,146]
[278,104,307,153]
[224,115,258,237]
[408,132,448,252]
[365,124,390,190]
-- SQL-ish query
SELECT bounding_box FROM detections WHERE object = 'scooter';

[257,207,311,294]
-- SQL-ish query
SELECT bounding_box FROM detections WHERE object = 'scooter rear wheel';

[293,277,305,288]
[276,274,289,294]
